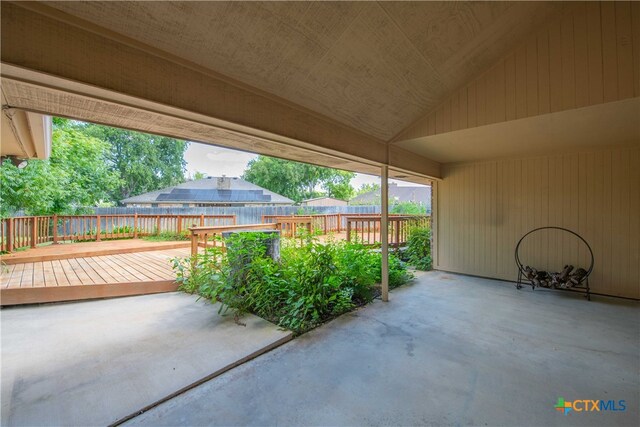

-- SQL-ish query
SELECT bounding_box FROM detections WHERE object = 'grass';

[142,231,190,242]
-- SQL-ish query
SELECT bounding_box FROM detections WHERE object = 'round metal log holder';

[515,226,594,300]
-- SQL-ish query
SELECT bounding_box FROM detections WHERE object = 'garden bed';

[172,227,431,335]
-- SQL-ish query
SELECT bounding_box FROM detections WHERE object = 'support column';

[381,165,389,302]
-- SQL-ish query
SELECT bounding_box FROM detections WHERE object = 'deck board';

[0,248,188,305]
[5,264,24,289]
[52,260,71,287]
[1,240,190,265]
[1,249,185,289]
[20,264,34,288]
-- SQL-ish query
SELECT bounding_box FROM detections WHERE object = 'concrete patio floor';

[126,271,639,427]
[1,293,292,426]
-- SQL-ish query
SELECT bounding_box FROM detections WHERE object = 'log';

[569,268,588,286]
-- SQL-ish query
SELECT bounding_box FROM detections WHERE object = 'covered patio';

[126,272,639,426]
[1,1,638,426]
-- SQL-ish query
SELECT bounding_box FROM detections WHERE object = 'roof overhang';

[1,90,52,159]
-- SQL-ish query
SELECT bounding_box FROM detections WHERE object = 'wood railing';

[345,215,431,247]
[262,213,342,234]
[189,223,279,258]
[0,214,236,253]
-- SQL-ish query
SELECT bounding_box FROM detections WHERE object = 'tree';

[323,170,355,201]
[390,201,427,215]
[355,183,380,196]
[242,157,355,203]
[75,122,188,201]
[0,118,121,216]
[190,171,208,180]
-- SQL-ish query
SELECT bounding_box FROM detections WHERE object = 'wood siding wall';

[434,146,640,299]
[397,1,640,141]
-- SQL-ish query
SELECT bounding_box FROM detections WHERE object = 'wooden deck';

[0,239,190,265]
[0,247,189,306]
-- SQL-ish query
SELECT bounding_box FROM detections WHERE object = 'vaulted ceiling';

[45,1,563,141]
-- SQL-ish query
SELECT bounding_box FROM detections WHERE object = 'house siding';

[434,145,640,299]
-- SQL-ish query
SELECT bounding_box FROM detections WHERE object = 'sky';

[184,142,425,188]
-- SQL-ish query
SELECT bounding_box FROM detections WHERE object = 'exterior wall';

[397,1,640,141]
[434,145,639,299]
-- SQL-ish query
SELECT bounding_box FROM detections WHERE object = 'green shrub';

[406,226,432,270]
[109,225,136,234]
[173,232,413,334]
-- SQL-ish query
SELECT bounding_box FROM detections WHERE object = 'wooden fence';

[0,214,236,253]
[345,215,431,247]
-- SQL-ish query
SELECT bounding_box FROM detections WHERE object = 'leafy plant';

[172,232,413,334]
[406,226,432,270]
[109,225,136,234]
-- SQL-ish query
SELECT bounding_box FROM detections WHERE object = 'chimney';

[217,175,231,189]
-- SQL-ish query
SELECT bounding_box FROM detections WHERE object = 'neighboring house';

[350,183,431,206]
[300,197,347,207]
[121,176,293,207]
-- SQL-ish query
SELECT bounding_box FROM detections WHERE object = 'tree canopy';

[1,118,121,216]
[355,183,380,196]
[242,157,355,203]
[76,122,188,201]
[0,118,189,215]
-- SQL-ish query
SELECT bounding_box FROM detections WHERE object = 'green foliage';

[355,183,380,196]
[109,225,136,234]
[173,242,227,299]
[190,171,208,180]
[243,156,355,203]
[1,119,121,216]
[143,231,190,242]
[76,122,188,201]
[172,233,412,334]
[406,226,432,270]
[1,117,188,215]
[390,201,428,215]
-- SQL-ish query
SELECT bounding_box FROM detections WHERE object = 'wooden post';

[190,230,198,269]
[52,214,58,244]
[381,165,389,302]
[30,217,38,248]
[200,214,205,226]
[156,215,161,235]
[323,216,328,234]
[431,181,438,269]
[395,219,401,248]
[96,215,101,241]
[177,215,182,235]
[6,218,14,253]
[133,213,138,239]
[346,218,352,242]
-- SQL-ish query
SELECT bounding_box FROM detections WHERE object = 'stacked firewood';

[522,265,588,289]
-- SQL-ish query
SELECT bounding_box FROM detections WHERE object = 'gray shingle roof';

[121,177,293,204]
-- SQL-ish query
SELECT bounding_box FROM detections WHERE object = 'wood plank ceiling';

[45,1,563,142]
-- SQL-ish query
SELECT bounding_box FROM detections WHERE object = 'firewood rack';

[515,226,593,300]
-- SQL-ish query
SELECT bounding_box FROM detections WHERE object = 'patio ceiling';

[5,1,625,183]
[41,1,561,142]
